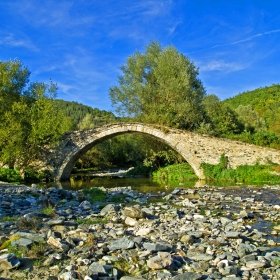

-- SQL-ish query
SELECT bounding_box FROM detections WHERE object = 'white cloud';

[199,60,246,72]
[0,33,37,51]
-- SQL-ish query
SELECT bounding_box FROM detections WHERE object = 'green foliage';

[228,131,280,149]
[235,105,267,132]
[82,187,107,202]
[54,99,117,130]
[0,168,21,183]
[126,164,154,177]
[0,216,18,222]
[109,41,206,130]
[41,206,56,217]
[153,163,198,183]
[0,59,30,117]
[143,149,184,168]
[0,59,72,172]
[76,217,108,225]
[201,94,244,136]
[201,154,280,183]
[24,167,53,182]
[224,84,280,135]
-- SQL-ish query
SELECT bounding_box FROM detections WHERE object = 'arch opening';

[56,130,200,181]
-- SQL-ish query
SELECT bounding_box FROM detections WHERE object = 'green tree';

[0,59,30,119]
[109,41,206,130]
[235,105,267,132]
[202,94,244,136]
[0,60,71,171]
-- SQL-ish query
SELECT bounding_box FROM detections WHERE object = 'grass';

[0,216,18,222]
[76,217,108,225]
[41,206,56,217]
[6,241,47,265]
[82,187,107,203]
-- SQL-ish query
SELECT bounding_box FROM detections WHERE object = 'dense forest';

[54,100,117,130]
[224,84,280,135]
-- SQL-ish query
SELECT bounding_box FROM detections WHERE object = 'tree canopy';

[0,59,71,170]
[224,84,280,135]
[109,41,206,130]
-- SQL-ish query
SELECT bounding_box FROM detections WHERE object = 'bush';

[153,163,198,183]
[82,187,107,203]
[24,167,52,183]
[0,168,21,183]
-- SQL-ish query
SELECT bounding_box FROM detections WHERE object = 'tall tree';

[0,59,30,119]
[0,60,71,170]
[109,41,206,130]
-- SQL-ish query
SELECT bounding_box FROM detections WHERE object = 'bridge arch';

[40,123,280,181]
[54,123,204,181]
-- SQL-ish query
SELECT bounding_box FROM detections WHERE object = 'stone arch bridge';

[39,123,280,181]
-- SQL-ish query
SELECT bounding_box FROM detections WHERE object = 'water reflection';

[48,175,200,192]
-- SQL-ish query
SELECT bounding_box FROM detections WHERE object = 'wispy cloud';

[10,0,95,29]
[0,33,37,51]
[199,60,246,72]
[189,29,280,54]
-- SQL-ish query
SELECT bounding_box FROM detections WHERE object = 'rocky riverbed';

[0,182,280,280]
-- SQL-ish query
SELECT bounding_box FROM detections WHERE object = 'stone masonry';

[38,123,280,181]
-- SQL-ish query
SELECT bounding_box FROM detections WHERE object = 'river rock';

[100,204,117,216]
[147,252,172,269]
[172,272,203,280]
[123,206,145,219]
[79,200,92,210]
[245,260,266,269]
[11,237,33,250]
[135,227,152,236]
[0,253,21,270]
[143,242,172,252]
[187,251,214,261]
[47,236,69,251]
[108,237,135,251]
[125,217,138,226]
[88,262,107,276]
[59,271,79,280]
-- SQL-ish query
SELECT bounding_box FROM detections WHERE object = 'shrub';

[82,187,107,203]
[153,163,198,183]
[0,168,21,183]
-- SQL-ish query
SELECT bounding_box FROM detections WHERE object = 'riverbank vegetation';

[1,41,280,184]
[152,163,198,184]
[201,155,280,184]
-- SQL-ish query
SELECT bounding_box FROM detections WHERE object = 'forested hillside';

[54,100,117,130]
[224,84,280,135]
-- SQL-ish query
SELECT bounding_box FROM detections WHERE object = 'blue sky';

[1,0,280,112]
